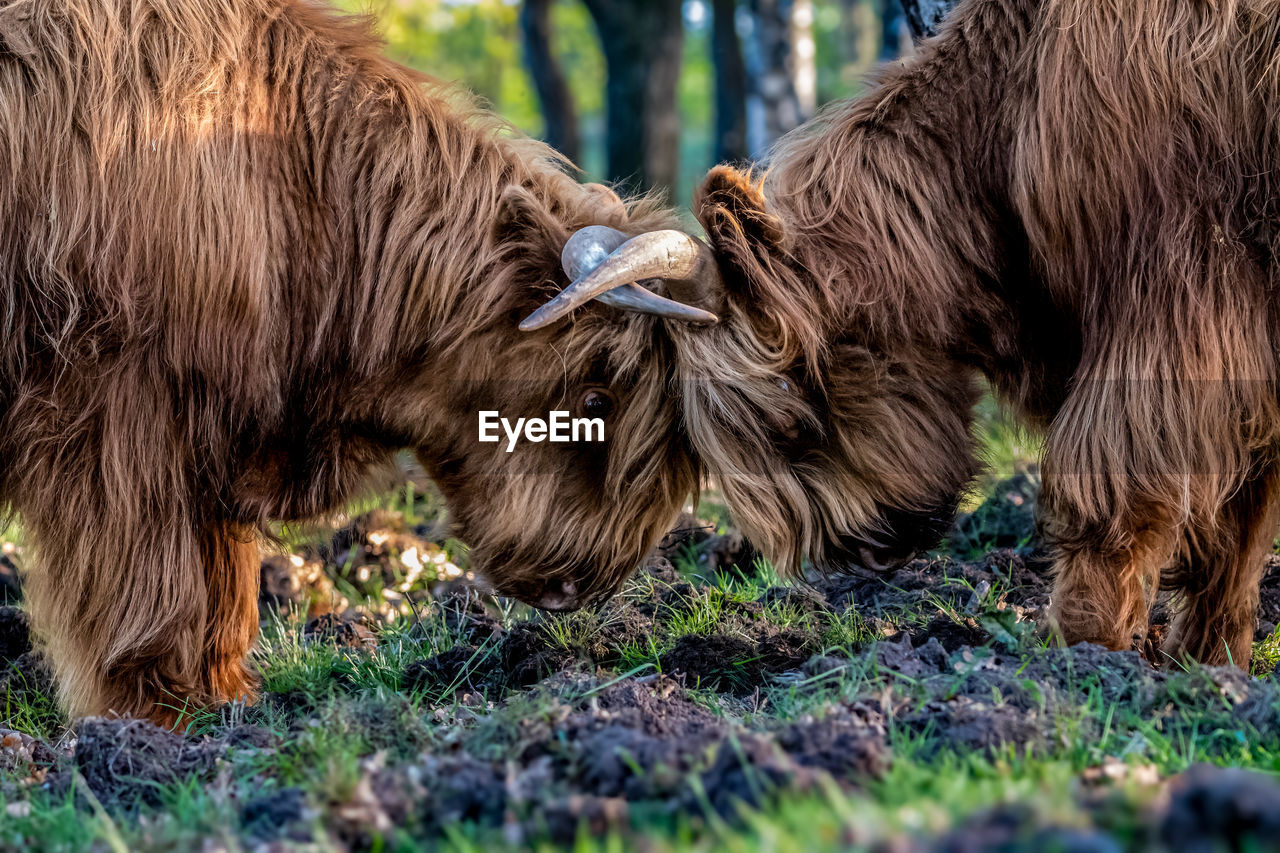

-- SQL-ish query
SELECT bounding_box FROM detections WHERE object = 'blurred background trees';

[348,0,945,202]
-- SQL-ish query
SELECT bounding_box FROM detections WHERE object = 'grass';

[4,625,1274,852]
[962,392,1044,513]
[2,590,1278,851]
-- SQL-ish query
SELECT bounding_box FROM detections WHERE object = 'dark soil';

[0,605,31,661]
[947,468,1042,557]
[241,787,313,842]
[224,538,1280,845]
[56,717,222,810]
[1159,764,1280,849]
[0,554,21,604]
[1255,554,1280,638]
[303,613,377,649]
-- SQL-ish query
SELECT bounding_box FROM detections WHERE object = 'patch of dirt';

[657,624,816,694]
[0,606,31,661]
[905,696,1046,758]
[0,553,21,603]
[813,548,1053,620]
[432,588,505,642]
[906,615,991,652]
[947,470,1042,556]
[240,787,314,842]
[774,705,890,783]
[875,635,950,677]
[303,613,377,650]
[62,717,221,810]
[581,604,654,663]
[694,732,826,817]
[659,633,758,691]
[1255,555,1280,637]
[637,554,683,584]
[534,795,629,842]
[259,553,341,620]
[403,643,490,695]
[413,753,509,832]
[755,584,831,616]
[501,622,578,688]
[16,506,1280,850]
[933,804,1122,853]
[220,724,279,751]
[587,678,723,739]
[0,650,54,711]
[1158,764,1280,849]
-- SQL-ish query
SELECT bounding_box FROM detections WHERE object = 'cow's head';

[514,167,978,583]
[399,182,707,610]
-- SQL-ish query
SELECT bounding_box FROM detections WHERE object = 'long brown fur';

[0,0,698,723]
[680,0,1280,666]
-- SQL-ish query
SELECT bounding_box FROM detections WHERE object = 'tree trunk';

[744,0,809,155]
[838,0,877,88]
[520,0,581,163]
[880,0,909,59]
[582,0,685,195]
[900,0,957,39]
[711,0,749,164]
[791,0,816,118]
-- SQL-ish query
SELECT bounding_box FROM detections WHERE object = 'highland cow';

[527,0,1280,667]
[0,0,722,723]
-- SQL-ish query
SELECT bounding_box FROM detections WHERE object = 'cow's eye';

[580,389,616,419]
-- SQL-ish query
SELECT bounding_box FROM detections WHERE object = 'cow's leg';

[1038,274,1280,653]
[196,522,261,707]
[1039,394,1177,650]
[28,516,258,726]
[1162,462,1280,667]
[1040,387,1184,650]
[1044,514,1175,652]
[24,516,207,726]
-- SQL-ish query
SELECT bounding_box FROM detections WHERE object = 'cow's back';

[1012,0,1280,309]
[2,0,305,373]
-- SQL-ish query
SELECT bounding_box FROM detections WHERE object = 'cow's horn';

[558,225,721,323]
[520,229,721,331]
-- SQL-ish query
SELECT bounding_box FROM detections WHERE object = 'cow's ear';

[694,166,787,255]
[581,182,628,220]
[692,167,820,360]
[493,185,561,247]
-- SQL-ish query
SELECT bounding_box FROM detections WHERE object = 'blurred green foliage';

[340,0,888,201]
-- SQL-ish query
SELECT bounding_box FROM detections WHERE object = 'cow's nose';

[534,580,579,611]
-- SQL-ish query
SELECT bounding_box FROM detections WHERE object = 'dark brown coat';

[0,0,695,722]
[679,0,1280,665]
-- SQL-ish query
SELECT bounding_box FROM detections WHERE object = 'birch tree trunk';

[744,0,813,155]
[900,0,957,39]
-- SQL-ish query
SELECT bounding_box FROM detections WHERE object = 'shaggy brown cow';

[0,0,722,723]
[528,0,1280,667]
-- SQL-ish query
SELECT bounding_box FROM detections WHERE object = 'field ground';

[2,413,1280,851]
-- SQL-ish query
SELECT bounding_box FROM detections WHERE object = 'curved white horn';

[560,225,629,279]
[520,230,721,332]
[558,225,723,324]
